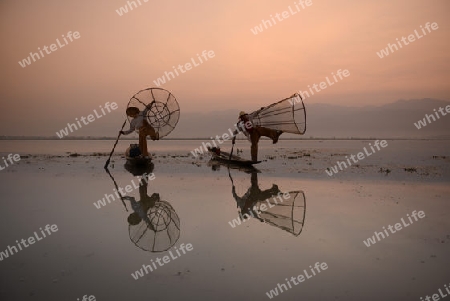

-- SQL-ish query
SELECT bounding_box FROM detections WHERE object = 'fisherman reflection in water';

[230,170,306,236]
[105,167,181,252]
[232,171,281,221]
[124,174,160,228]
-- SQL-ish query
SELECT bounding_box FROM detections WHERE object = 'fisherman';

[232,111,282,162]
[120,106,159,159]
[232,171,281,221]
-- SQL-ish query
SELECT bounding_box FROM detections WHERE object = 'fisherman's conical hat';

[126,107,140,115]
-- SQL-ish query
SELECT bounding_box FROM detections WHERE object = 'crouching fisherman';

[232,111,282,162]
[120,106,159,159]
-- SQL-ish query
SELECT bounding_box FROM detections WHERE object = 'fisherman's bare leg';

[139,122,159,157]
[250,171,258,188]
[250,131,261,161]
[255,127,282,144]
[143,120,159,140]
[139,127,149,156]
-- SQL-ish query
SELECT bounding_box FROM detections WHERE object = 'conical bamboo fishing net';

[127,87,180,138]
[251,93,306,135]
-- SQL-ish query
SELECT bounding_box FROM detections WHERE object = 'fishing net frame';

[126,87,180,139]
[128,200,181,253]
[251,93,306,135]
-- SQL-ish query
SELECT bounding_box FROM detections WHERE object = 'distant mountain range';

[303,98,450,139]
[168,98,450,139]
[1,99,449,139]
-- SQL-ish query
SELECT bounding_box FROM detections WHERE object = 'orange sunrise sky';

[0,0,449,136]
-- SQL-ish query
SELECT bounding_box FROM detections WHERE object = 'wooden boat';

[125,145,152,166]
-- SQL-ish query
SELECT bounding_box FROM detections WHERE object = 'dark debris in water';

[379,168,391,175]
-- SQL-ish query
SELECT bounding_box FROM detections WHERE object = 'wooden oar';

[104,167,128,211]
[104,119,127,169]
[229,136,236,162]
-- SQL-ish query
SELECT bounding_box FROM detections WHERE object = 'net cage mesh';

[253,191,306,236]
[127,88,180,139]
[252,93,306,135]
[128,200,181,252]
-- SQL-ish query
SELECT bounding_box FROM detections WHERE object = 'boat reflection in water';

[229,170,306,236]
[124,160,154,177]
[105,165,181,252]
[207,158,260,174]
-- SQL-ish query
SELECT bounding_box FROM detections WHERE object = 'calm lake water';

[0,140,449,300]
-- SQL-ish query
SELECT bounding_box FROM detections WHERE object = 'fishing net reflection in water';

[129,199,180,252]
[230,170,306,237]
[253,191,306,236]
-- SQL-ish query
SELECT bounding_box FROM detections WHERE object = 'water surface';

[0,140,449,300]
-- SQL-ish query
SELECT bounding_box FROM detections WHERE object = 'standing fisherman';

[232,111,282,161]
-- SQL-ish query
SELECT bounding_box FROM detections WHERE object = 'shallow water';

[0,140,449,300]
[1,139,450,180]
[1,138,449,157]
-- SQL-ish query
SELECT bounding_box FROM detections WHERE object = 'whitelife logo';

[131,243,194,280]
[376,22,439,59]
[250,0,313,35]
[116,0,149,16]
[228,193,291,228]
[363,210,425,247]
[289,69,350,105]
[420,283,450,301]
[0,224,59,262]
[152,50,215,87]
[325,140,388,176]
[77,295,96,301]
[18,31,81,68]
[55,102,118,138]
[265,262,328,299]
[0,154,21,171]
[93,173,156,209]
[414,105,450,130]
